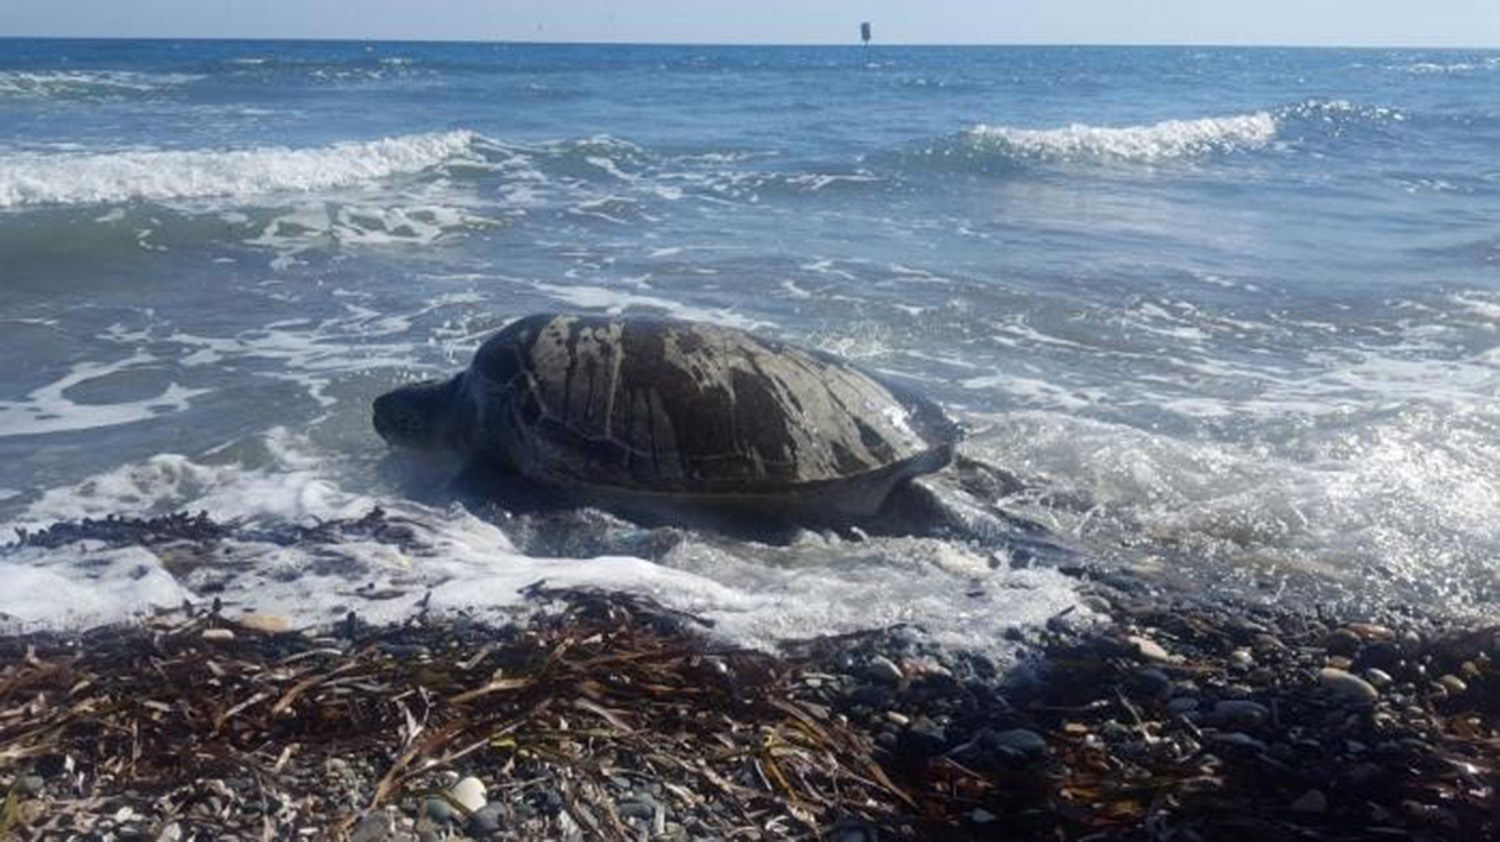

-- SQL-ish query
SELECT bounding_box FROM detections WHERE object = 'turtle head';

[373,377,471,452]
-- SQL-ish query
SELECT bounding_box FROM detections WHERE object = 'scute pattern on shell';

[463,313,955,494]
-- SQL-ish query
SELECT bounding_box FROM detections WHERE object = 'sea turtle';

[373,313,961,520]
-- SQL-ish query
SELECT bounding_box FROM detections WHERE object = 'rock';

[1363,668,1394,689]
[864,655,904,685]
[988,728,1047,758]
[1323,628,1362,656]
[446,776,487,813]
[1080,595,1113,614]
[1346,622,1395,640]
[155,822,184,842]
[425,798,455,824]
[201,628,236,643]
[1319,668,1379,704]
[1126,667,1170,698]
[1211,700,1270,727]
[617,795,658,821]
[897,722,948,761]
[16,775,45,795]
[350,812,395,842]
[1127,635,1174,663]
[1247,667,1277,686]
[1290,789,1328,814]
[1252,633,1287,652]
[1213,732,1268,752]
[848,683,896,708]
[1357,640,1402,670]
[1166,697,1200,714]
[1438,674,1468,695]
[237,614,290,632]
[466,803,505,837]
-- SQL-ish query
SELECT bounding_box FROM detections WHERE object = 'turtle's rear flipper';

[875,474,1074,566]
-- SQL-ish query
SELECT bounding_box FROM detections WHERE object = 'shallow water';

[1,40,1498,643]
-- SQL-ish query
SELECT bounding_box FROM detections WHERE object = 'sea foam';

[0,430,1087,651]
[0,130,483,208]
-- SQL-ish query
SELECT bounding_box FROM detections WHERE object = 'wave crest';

[0,70,200,99]
[966,111,1278,163]
[0,131,484,208]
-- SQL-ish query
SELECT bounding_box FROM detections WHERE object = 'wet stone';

[466,803,505,837]
[848,684,896,708]
[1438,674,1468,695]
[446,776,486,812]
[1211,700,1270,727]
[988,728,1047,759]
[1126,667,1170,698]
[1324,628,1363,656]
[1253,633,1287,652]
[1319,667,1380,705]
[1357,641,1403,670]
[1291,789,1329,814]
[1166,697,1200,715]
[350,812,395,842]
[1213,732,1268,752]
[617,795,658,821]
[864,655,904,685]
[1127,635,1174,663]
[425,798,455,824]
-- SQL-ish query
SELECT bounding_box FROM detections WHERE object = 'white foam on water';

[0,547,193,628]
[0,352,211,438]
[0,70,201,99]
[0,430,1087,653]
[1452,291,1500,322]
[0,130,483,208]
[246,197,505,253]
[1390,61,1491,74]
[532,283,773,330]
[968,111,1277,162]
[969,400,1500,615]
[961,373,1103,410]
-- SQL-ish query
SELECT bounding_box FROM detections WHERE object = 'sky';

[2,0,1497,48]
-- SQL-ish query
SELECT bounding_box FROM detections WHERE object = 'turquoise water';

[1,40,1498,636]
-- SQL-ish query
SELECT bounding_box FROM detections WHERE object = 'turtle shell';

[460,313,959,498]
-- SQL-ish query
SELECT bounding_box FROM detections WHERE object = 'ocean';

[1,39,1497,650]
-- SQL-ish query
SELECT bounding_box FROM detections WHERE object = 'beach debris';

[0,551,1496,839]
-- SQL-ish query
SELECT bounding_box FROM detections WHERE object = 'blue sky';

[3,0,1497,47]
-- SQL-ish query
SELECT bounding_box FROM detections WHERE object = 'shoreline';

[2,559,1496,840]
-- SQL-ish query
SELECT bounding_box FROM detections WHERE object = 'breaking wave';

[0,130,486,208]
[967,111,1278,163]
[898,99,1409,173]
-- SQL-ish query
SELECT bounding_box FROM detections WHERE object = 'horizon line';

[1,34,1496,51]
